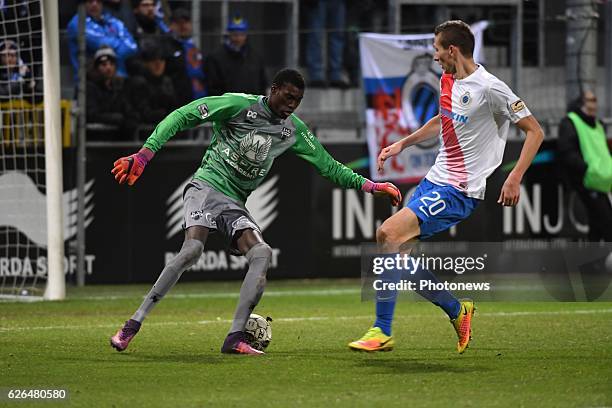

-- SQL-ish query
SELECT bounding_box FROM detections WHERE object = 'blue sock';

[407,260,461,320]
[433,294,461,320]
[373,267,400,336]
[374,300,395,336]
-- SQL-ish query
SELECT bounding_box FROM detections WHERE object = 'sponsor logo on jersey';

[246,110,258,120]
[0,171,94,248]
[511,100,525,113]
[460,92,471,106]
[301,130,317,151]
[281,127,292,140]
[440,107,469,124]
[197,103,209,119]
[239,130,272,163]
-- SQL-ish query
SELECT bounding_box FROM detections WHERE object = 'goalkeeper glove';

[362,179,402,206]
[111,147,154,186]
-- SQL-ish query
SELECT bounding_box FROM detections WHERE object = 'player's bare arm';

[377,114,441,173]
[498,115,544,206]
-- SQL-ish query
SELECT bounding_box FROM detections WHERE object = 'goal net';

[0,0,64,301]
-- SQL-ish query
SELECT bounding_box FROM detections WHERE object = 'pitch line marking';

[67,288,362,301]
[1,309,612,332]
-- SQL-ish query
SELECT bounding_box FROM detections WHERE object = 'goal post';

[0,0,65,301]
[41,0,64,300]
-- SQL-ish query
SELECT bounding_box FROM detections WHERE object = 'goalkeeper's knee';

[171,239,204,271]
[246,242,272,266]
[246,242,272,288]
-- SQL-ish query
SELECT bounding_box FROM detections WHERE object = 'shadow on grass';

[105,352,235,364]
[356,358,491,374]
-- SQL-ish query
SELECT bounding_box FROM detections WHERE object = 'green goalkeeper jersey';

[143,93,366,203]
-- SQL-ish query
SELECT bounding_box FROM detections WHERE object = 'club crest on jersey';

[190,210,204,220]
[460,92,471,106]
[239,130,272,163]
[281,127,292,140]
[197,103,209,119]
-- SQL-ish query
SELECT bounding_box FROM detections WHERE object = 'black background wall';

[59,140,591,284]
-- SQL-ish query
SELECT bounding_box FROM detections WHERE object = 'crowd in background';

[0,1,43,103]
[0,0,389,140]
[64,0,268,140]
[56,0,362,140]
[0,0,609,239]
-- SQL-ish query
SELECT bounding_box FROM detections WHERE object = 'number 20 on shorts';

[418,192,447,218]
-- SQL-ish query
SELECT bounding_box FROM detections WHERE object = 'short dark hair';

[170,8,190,22]
[568,89,597,112]
[131,0,151,8]
[434,20,474,57]
[271,68,305,90]
[139,38,165,61]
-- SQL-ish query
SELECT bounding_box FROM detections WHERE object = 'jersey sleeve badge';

[511,100,526,113]
[281,127,292,140]
[197,103,209,119]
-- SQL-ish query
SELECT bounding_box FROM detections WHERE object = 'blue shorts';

[406,178,480,240]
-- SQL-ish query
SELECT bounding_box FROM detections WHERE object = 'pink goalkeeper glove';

[111,147,154,186]
[362,179,402,206]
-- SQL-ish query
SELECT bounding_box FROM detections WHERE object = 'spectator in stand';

[0,39,42,101]
[344,0,387,86]
[127,0,170,46]
[166,8,206,107]
[305,0,350,88]
[103,0,134,25]
[557,90,612,241]
[125,0,172,76]
[67,0,138,78]
[206,14,267,96]
[128,43,178,127]
[104,0,168,36]
[86,46,139,140]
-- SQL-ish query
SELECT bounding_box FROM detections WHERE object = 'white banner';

[360,21,489,181]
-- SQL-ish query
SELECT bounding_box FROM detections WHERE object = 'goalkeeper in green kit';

[110,69,402,355]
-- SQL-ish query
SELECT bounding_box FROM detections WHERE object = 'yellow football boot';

[451,299,476,354]
[348,327,395,352]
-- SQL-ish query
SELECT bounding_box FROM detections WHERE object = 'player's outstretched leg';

[110,237,205,352]
[221,240,271,355]
[349,267,398,352]
[349,208,418,352]
[451,299,476,354]
[409,265,478,353]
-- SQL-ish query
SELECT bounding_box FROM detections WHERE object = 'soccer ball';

[244,313,272,351]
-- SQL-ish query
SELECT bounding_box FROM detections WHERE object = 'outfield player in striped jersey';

[109,68,402,355]
[349,20,544,353]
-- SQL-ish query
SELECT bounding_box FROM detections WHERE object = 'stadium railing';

[0,99,72,147]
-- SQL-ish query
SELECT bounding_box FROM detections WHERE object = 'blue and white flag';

[360,21,488,182]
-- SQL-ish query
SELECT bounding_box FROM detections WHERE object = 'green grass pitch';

[1,279,611,407]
